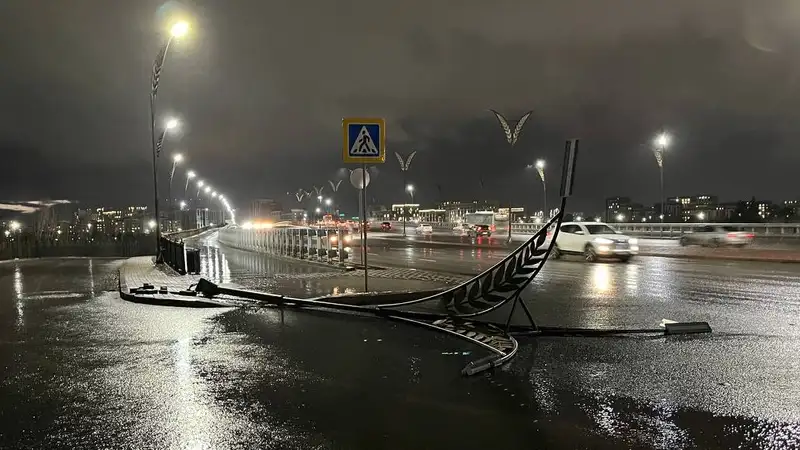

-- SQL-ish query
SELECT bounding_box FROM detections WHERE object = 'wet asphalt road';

[2,256,800,449]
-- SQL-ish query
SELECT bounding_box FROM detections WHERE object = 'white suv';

[548,222,639,262]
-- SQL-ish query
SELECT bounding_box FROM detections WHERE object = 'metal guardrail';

[387,221,800,238]
[160,226,209,275]
[160,236,187,274]
[217,226,350,266]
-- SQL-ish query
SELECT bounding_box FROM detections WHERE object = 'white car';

[416,223,433,234]
[549,222,638,262]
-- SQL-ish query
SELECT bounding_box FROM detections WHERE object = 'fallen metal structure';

[126,139,712,376]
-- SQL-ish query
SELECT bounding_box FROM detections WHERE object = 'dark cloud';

[1,0,799,215]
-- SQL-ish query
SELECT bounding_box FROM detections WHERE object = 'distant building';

[250,199,281,220]
[390,203,419,221]
[438,200,500,223]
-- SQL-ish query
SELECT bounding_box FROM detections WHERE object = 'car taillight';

[490,224,496,232]
[745,233,754,239]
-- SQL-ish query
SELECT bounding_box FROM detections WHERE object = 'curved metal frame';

[373,196,567,322]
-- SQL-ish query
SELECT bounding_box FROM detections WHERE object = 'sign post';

[343,117,386,292]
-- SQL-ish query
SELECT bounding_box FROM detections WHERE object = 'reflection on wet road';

[1,257,799,448]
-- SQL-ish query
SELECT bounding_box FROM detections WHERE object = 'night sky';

[1,0,799,215]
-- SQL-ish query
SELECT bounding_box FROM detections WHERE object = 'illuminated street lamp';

[9,221,21,232]
[616,213,625,222]
[653,131,671,223]
[532,159,547,218]
[149,20,191,263]
[204,186,211,194]
[196,180,204,198]
[697,212,706,221]
[179,201,187,210]
[395,151,418,236]
[169,153,183,204]
[185,170,196,195]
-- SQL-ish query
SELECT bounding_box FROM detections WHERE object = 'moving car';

[472,224,492,237]
[452,224,472,236]
[381,222,392,231]
[679,226,754,248]
[416,223,433,234]
[549,222,638,262]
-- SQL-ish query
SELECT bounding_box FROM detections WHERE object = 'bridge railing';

[386,221,800,238]
[217,226,350,265]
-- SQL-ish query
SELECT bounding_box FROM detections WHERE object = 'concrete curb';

[118,262,231,308]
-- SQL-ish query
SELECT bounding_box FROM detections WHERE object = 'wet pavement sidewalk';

[120,252,467,302]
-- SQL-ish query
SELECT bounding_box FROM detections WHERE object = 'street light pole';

[407,184,415,224]
[535,160,546,219]
[395,151,417,236]
[653,132,670,223]
[185,170,195,197]
[149,21,189,263]
[490,110,532,243]
[169,153,183,208]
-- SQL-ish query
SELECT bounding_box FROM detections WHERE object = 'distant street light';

[204,186,211,194]
[179,201,187,210]
[185,170,196,196]
[395,151,417,236]
[616,213,625,222]
[528,159,547,219]
[169,153,183,204]
[196,180,204,198]
[653,131,670,223]
[490,109,532,243]
[697,212,705,221]
[9,221,21,232]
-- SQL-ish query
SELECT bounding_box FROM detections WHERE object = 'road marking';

[419,258,437,263]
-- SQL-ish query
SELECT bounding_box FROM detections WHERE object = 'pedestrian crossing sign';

[343,117,386,164]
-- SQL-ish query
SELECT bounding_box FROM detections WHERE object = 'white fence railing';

[217,226,351,265]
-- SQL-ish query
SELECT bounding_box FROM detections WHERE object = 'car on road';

[679,225,754,248]
[452,224,472,236]
[416,223,433,234]
[549,222,638,262]
[381,222,392,231]
[472,224,492,237]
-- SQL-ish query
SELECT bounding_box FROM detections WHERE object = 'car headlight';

[628,238,638,245]
[593,237,614,245]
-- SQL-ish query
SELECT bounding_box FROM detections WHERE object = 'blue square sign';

[342,117,386,163]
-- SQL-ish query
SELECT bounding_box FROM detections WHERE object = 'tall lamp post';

[406,184,415,226]
[490,110,532,243]
[653,132,670,222]
[395,151,417,236]
[328,180,342,218]
[185,170,195,197]
[534,160,546,219]
[149,20,189,263]
[169,153,183,206]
